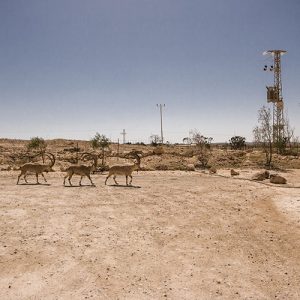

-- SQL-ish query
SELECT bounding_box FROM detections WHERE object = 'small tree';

[91,133,110,165]
[150,134,160,147]
[190,129,213,168]
[253,106,273,167]
[284,118,295,152]
[182,137,192,145]
[27,137,47,163]
[229,136,246,150]
[292,136,300,157]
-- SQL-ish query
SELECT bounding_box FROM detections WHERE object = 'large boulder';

[270,174,287,184]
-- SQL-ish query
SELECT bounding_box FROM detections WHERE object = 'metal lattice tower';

[264,49,287,145]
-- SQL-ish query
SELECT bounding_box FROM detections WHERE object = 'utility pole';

[263,50,287,147]
[120,129,126,144]
[156,104,165,144]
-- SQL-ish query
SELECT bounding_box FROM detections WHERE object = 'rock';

[270,174,287,184]
[251,170,270,181]
[0,165,11,171]
[230,169,239,176]
[209,167,217,174]
[186,164,195,171]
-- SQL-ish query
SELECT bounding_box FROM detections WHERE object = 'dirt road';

[0,170,299,299]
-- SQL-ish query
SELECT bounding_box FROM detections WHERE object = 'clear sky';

[0,0,299,143]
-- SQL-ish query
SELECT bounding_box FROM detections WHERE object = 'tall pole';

[156,104,165,144]
[264,50,286,146]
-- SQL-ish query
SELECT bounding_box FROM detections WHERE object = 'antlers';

[80,152,98,168]
[44,152,56,167]
[125,150,142,166]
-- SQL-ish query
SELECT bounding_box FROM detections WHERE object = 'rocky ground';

[1,139,300,299]
[1,138,300,171]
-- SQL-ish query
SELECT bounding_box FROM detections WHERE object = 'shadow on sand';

[17,183,51,186]
[106,184,141,189]
[63,184,97,188]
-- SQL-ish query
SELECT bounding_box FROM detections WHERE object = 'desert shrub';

[150,134,160,147]
[27,137,46,151]
[181,149,195,157]
[229,136,246,150]
[155,162,193,171]
[155,164,169,170]
[95,164,110,173]
[91,133,110,165]
[189,130,213,168]
[253,106,273,167]
[27,137,47,162]
[283,148,299,157]
[234,151,246,157]
[64,147,81,153]
[182,137,192,145]
[153,146,164,155]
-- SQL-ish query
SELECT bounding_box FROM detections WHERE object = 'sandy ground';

[0,170,300,300]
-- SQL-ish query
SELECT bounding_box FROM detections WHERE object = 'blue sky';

[0,0,299,143]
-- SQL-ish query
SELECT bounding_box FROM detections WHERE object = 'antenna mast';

[264,49,287,146]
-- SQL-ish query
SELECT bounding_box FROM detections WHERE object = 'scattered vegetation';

[190,129,213,168]
[91,133,110,166]
[27,137,47,163]
[229,136,246,150]
[253,106,273,167]
[150,134,160,147]
[1,137,300,171]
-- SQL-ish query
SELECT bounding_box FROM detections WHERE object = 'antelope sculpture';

[62,153,97,186]
[17,152,56,185]
[105,152,141,186]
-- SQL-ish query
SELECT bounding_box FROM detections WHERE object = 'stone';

[270,174,287,184]
[251,170,270,181]
[209,167,217,174]
[231,169,239,176]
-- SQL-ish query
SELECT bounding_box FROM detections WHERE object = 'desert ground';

[0,168,300,300]
[0,139,300,299]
